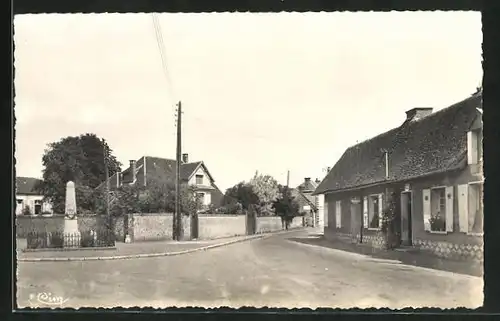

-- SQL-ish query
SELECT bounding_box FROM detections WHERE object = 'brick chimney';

[182,153,189,163]
[405,107,433,122]
[129,160,136,183]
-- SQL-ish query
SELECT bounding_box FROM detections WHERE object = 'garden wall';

[197,214,246,240]
[15,215,104,238]
[256,216,284,233]
[129,213,191,242]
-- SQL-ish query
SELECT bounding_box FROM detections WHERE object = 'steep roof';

[97,156,215,189]
[297,179,318,193]
[16,177,43,195]
[291,188,318,212]
[314,92,482,195]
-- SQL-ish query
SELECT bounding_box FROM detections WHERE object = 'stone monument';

[64,181,80,247]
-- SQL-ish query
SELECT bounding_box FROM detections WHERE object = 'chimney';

[405,108,433,122]
[327,167,331,173]
[129,160,136,183]
[182,153,189,164]
[315,178,321,184]
[304,177,311,184]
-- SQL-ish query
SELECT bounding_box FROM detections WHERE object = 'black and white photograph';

[14,11,483,309]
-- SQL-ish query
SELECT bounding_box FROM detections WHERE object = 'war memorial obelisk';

[64,181,80,247]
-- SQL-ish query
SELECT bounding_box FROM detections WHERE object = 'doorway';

[400,191,413,246]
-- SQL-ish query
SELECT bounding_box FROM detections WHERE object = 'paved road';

[16,229,482,309]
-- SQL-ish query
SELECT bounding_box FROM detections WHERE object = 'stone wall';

[130,213,190,242]
[256,216,283,233]
[414,238,483,263]
[197,214,246,240]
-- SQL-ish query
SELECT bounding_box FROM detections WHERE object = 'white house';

[15,177,53,215]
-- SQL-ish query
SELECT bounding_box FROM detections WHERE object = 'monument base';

[64,218,80,248]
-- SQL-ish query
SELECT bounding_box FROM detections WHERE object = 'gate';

[191,213,199,240]
[246,205,257,235]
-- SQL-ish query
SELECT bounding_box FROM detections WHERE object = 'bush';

[22,206,32,216]
[49,232,64,248]
[80,231,95,247]
[26,231,45,249]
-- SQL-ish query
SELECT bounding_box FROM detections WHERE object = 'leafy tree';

[35,133,121,213]
[223,182,259,212]
[272,185,300,226]
[248,172,280,216]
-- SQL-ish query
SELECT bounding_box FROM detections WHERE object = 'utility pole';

[175,101,183,240]
[286,170,290,187]
[102,139,110,228]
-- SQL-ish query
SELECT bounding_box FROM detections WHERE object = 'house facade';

[293,178,325,228]
[99,153,224,209]
[313,90,483,262]
[15,177,53,215]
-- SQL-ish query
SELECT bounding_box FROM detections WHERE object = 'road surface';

[16,228,482,309]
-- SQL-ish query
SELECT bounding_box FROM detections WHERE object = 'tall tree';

[36,133,121,213]
[272,184,300,223]
[223,182,259,211]
[248,173,280,215]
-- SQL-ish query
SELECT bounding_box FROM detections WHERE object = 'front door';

[400,192,413,246]
[350,201,361,243]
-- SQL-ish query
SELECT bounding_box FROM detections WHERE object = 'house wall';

[197,214,246,239]
[188,166,211,186]
[15,194,52,215]
[322,166,483,262]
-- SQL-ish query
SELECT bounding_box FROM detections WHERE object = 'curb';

[17,228,305,262]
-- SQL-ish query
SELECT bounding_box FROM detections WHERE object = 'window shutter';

[378,194,383,228]
[324,199,329,227]
[457,184,469,233]
[336,201,342,228]
[423,189,431,231]
[445,186,454,232]
[467,131,478,164]
[363,196,368,228]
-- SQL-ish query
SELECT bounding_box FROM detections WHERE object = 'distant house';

[98,153,224,209]
[313,90,483,262]
[15,177,53,215]
[292,178,325,228]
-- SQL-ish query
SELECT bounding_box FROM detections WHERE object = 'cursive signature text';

[29,292,69,306]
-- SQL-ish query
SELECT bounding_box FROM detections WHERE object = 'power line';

[151,13,176,105]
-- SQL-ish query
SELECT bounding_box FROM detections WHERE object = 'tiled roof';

[97,156,214,189]
[291,188,317,212]
[297,180,318,192]
[314,91,482,195]
[16,177,43,195]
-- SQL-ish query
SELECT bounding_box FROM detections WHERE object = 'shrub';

[49,232,64,248]
[26,231,45,249]
[80,231,95,247]
[22,206,32,216]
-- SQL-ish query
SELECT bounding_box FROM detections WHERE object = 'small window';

[196,175,203,185]
[430,188,446,232]
[16,199,23,204]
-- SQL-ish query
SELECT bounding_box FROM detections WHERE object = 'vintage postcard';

[14,11,483,309]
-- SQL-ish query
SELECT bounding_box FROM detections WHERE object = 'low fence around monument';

[25,230,115,249]
[16,214,108,238]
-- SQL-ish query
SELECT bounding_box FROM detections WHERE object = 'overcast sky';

[14,11,482,191]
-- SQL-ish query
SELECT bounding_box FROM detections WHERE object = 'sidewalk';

[17,234,262,261]
[287,234,483,277]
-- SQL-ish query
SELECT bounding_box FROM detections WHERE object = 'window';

[335,200,342,228]
[197,192,205,204]
[16,199,23,204]
[196,175,204,185]
[34,200,42,215]
[430,188,446,232]
[459,183,483,234]
[368,194,382,229]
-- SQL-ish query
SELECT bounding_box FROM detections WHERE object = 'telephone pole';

[102,139,110,225]
[286,170,290,187]
[175,101,183,240]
